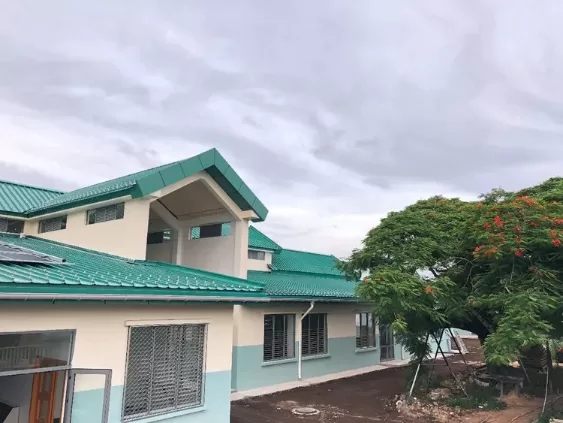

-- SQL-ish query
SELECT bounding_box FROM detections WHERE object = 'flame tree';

[339,178,563,364]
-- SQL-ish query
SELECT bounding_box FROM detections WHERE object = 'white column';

[231,219,249,279]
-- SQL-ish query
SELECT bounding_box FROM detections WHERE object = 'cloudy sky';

[1,1,563,258]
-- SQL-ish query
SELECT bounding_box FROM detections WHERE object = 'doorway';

[380,325,395,361]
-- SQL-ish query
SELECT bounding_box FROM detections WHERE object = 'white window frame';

[301,313,328,357]
[356,312,377,349]
[263,314,295,362]
[122,323,207,421]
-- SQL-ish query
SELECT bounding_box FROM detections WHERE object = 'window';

[263,314,295,362]
[0,218,24,234]
[86,203,125,225]
[38,216,67,233]
[123,324,206,421]
[248,249,266,260]
[190,222,230,240]
[356,312,376,349]
[301,313,327,356]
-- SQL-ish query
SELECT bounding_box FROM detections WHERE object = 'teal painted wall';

[232,336,391,392]
[71,370,231,423]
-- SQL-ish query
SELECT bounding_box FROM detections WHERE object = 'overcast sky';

[1,1,563,258]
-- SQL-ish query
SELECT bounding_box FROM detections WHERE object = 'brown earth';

[230,339,548,422]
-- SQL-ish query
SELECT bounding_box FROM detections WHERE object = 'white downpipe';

[298,301,315,380]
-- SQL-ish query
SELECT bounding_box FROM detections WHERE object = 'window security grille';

[301,313,327,356]
[123,324,206,421]
[248,250,266,260]
[190,223,230,240]
[0,218,24,234]
[38,216,67,233]
[356,312,376,349]
[87,203,125,225]
[263,314,295,362]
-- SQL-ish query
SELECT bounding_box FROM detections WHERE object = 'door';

[64,369,112,423]
[29,371,58,423]
[380,325,395,361]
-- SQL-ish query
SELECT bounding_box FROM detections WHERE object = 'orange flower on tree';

[494,216,504,228]
[514,249,525,256]
[424,285,435,296]
[552,239,561,248]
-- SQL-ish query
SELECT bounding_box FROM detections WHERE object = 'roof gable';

[24,149,268,221]
[0,181,63,216]
[248,226,281,251]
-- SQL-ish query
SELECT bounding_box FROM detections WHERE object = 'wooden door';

[29,359,60,423]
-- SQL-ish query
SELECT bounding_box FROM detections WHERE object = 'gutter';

[0,293,272,303]
[298,301,315,380]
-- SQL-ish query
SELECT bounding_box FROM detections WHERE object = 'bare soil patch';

[230,339,549,422]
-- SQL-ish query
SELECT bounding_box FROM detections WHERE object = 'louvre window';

[38,216,67,233]
[86,203,125,225]
[248,250,266,260]
[191,223,230,240]
[0,218,24,234]
[356,312,377,349]
[123,324,206,421]
[301,313,327,356]
[263,314,295,362]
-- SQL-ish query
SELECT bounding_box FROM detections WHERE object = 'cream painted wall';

[0,304,234,392]
[233,303,368,347]
[24,199,151,260]
[181,235,235,276]
[145,241,174,263]
[246,250,272,272]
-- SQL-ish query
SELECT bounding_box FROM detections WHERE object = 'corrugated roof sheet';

[248,226,281,251]
[270,248,342,276]
[247,271,355,299]
[0,233,264,298]
[0,181,63,216]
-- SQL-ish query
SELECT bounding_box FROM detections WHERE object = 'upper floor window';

[147,230,171,245]
[263,314,295,362]
[190,222,231,240]
[356,312,376,349]
[0,218,24,234]
[87,203,125,225]
[123,324,206,421]
[38,216,67,233]
[248,249,266,260]
[301,313,328,357]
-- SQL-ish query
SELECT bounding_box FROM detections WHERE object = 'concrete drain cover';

[292,407,320,416]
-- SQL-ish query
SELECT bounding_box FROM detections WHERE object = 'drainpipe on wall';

[298,301,315,381]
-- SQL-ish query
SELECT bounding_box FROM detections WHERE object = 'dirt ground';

[230,339,548,423]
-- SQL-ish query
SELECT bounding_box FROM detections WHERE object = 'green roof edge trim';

[24,148,269,221]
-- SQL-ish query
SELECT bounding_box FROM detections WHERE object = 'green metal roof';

[0,181,63,216]
[248,226,281,251]
[247,271,356,299]
[0,233,265,299]
[271,248,342,276]
[19,149,268,221]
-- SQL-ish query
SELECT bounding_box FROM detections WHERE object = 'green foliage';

[445,383,506,411]
[340,180,563,365]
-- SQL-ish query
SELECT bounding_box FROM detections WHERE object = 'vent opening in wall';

[39,216,67,233]
[87,203,125,225]
[0,218,24,234]
[191,222,231,239]
[248,250,266,260]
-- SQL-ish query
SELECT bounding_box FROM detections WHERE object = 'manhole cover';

[292,407,320,416]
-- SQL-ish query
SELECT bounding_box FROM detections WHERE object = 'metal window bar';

[39,216,67,233]
[301,314,327,357]
[356,313,377,349]
[87,203,125,225]
[263,314,294,361]
[123,324,206,421]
